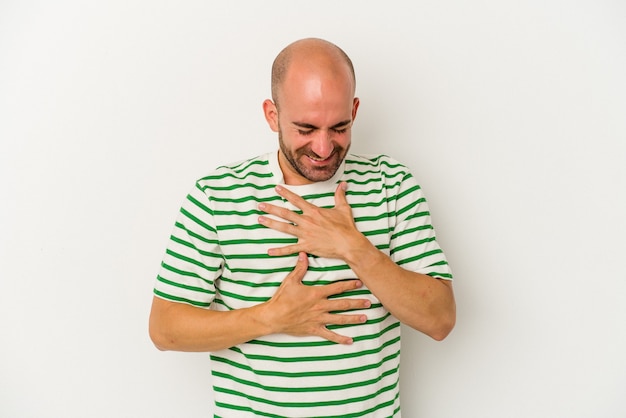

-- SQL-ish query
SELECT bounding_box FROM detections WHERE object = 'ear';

[351,97,360,122]
[262,99,279,132]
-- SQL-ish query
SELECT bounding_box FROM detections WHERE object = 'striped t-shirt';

[154,151,452,417]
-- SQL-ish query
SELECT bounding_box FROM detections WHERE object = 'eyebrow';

[292,120,352,130]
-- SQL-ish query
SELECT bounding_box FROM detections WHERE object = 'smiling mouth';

[305,152,336,164]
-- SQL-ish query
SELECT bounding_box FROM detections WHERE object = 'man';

[149,38,455,417]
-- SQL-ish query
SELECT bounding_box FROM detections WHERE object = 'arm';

[149,252,371,352]
[149,295,272,352]
[258,183,456,340]
[338,234,455,340]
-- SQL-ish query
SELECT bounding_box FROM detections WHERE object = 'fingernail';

[258,216,266,224]
[258,203,266,210]
[341,182,348,191]
[275,185,283,192]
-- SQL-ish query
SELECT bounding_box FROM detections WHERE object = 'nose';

[310,131,334,159]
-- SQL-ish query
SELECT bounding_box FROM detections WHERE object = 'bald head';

[271,38,356,109]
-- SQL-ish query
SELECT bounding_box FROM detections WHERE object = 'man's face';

[265,69,359,185]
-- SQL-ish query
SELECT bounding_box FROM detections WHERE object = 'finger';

[334,181,350,210]
[294,251,309,272]
[321,279,364,297]
[325,297,372,312]
[267,244,301,257]
[284,252,308,283]
[258,215,299,236]
[316,326,354,345]
[275,185,315,211]
[324,312,368,326]
[258,203,300,225]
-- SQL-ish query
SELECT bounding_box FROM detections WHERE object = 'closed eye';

[330,119,352,134]
[292,120,351,136]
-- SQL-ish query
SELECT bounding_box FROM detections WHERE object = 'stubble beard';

[278,130,349,183]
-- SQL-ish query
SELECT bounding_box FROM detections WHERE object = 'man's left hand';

[258,182,365,259]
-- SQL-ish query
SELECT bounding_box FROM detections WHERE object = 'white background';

[1,1,624,417]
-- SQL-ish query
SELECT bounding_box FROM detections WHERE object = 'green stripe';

[219,275,281,289]
[200,171,273,182]
[215,392,398,418]
[396,248,444,265]
[156,274,214,294]
[390,236,437,255]
[174,221,218,245]
[170,235,222,258]
[210,195,282,204]
[213,378,398,409]
[396,196,426,218]
[226,329,400,363]
[349,197,387,210]
[159,262,211,283]
[217,272,376,289]
[395,183,421,203]
[211,344,400,378]
[227,265,294,275]
[363,227,392,237]
[225,252,281,260]
[344,177,383,186]
[217,223,266,231]
[429,272,453,279]
[214,209,264,216]
[153,289,212,307]
[218,288,269,303]
[391,224,432,240]
[212,364,398,393]
[187,192,213,215]
[217,158,269,174]
[307,264,352,273]
[180,207,216,233]
[201,182,276,192]
[165,249,221,272]
[344,166,404,178]
[354,212,391,222]
[405,210,430,221]
[244,314,394,349]
[220,237,296,246]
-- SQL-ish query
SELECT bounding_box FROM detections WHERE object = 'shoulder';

[196,153,272,188]
[344,154,413,179]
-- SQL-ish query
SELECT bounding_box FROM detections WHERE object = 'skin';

[259,183,456,340]
[263,39,359,185]
[149,38,455,352]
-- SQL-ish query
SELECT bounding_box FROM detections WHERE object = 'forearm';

[256,183,455,339]
[149,296,272,352]
[149,262,370,352]
[344,236,456,340]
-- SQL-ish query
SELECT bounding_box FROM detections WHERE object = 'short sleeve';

[389,171,453,281]
[153,182,225,307]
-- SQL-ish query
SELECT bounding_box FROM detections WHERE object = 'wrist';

[343,233,380,269]
[253,299,281,337]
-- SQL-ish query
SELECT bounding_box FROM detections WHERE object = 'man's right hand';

[261,252,371,345]
[149,252,371,352]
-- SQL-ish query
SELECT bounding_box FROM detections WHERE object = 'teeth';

[307,154,331,162]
